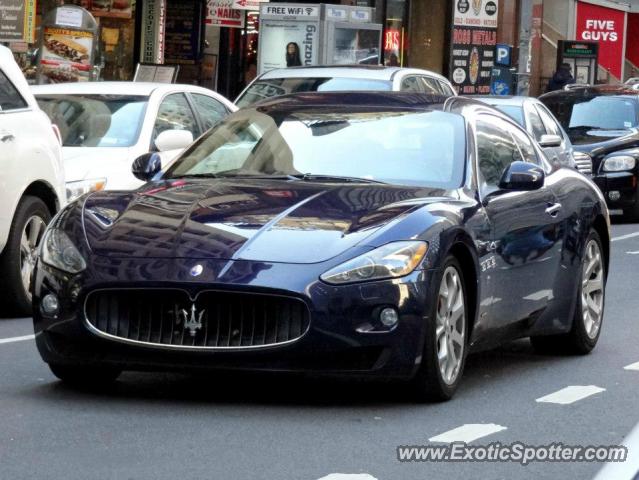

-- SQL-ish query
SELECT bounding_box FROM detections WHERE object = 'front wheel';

[49,363,122,387]
[411,256,468,402]
[531,229,605,354]
[0,196,51,316]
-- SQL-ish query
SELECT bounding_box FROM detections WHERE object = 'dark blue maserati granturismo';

[32,92,610,401]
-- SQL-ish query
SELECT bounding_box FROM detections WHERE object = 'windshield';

[165,108,466,189]
[546,96,639,133]
[236,77,392,108]
[491,105,525,126]
[36,94,148,147]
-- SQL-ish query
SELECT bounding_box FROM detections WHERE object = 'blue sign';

[495,44,512,67]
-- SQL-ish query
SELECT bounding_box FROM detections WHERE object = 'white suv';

[0,46,65,316]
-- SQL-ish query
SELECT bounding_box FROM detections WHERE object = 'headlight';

[602,155,636,172]
[66,178,107,202]
[320,241,428,285]
[40,229,86,274]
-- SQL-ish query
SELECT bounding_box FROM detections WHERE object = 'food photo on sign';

[40,27,93,83]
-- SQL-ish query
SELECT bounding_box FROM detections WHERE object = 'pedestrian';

[546,63,576,92]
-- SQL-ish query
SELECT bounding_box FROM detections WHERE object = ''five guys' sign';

[449,0,499,95]
[575,1,626,80]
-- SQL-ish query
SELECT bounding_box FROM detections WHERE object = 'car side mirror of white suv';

[154,129,193,152]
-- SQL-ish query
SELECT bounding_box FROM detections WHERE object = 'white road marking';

[624,361,639,371]
[626,251,639,255]
[536,385,605,405]
[428,424,507,443]
[612,232,639,242]
[317,475,378,480]
[0,334,35,345]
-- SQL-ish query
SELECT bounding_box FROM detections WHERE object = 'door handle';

[1,133,14,143]
[545,202,562,217]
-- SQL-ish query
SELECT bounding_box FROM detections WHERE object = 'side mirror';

[538,134,562,148]
[154,129,193,152]
[499,161,545,191]
[132,152,162,182]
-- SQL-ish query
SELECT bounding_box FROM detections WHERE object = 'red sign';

[576,1,626,79]
[384,29,400,52]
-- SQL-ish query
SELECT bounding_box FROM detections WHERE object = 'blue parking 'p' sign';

[495,44,512,67]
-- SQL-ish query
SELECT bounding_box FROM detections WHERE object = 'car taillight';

[51,124,62,145]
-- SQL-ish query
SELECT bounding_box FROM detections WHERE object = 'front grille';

[574,156,593,176]
[85,289,310,349]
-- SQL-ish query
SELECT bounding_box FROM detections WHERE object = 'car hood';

[82,178,451,263]
[63,146,132,183]
[569,128,639,150]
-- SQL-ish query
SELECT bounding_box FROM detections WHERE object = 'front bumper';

[593,171,637,208]
[33,257,438,380]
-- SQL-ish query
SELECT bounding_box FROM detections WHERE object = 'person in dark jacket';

[546,63,576,92]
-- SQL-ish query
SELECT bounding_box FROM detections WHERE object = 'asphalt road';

[2,223,639,480]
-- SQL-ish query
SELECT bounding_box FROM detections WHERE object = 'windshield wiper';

[291,174,386,184]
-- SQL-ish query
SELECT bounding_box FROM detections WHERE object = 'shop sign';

[575,1,626,79]
[450,0,499,94]
[0,0,36,43]
[232,0,268,11]
[140,0,166,64]
[206,0,245,27]
[384,29,400,53]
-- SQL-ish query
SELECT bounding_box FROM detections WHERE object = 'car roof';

[540,84,639,100]
[31,81,214,97]
[473,95,540,106]
[257,65,450,83]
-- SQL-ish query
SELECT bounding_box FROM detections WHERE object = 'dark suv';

[541,85,639,220]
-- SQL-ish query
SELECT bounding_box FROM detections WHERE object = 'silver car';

[478,96,593,176]
[235,65,456,108]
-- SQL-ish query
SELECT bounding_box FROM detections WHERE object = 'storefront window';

[384,0,407,66]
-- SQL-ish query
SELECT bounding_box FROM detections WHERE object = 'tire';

[622,203,639,223]
[531,229,605,355]
[411,256,469,402]
[49,363,122,387]
[0,196,51,317]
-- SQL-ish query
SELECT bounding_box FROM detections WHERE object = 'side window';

[535,104,562,138]
[525,103,547,141]
[419,76,442,94]
[153,93,199,141]
[509,124,540,165]
[476,118,523,192]
[400,76,421,92]
[191,94,228,131]
[438,81,455,96]
[0,71,27,111]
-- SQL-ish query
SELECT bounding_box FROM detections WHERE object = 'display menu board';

[39,27,94,82]
[164,0,202,64]
[449,0,499,95]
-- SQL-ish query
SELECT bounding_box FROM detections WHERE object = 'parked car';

[235,65,456,108]
[541,85,639,220]
[476,96,592,175]
[0,45,65,315]
[32,82,236,200]
[33,92,609,401]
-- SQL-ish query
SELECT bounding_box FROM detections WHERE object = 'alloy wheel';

[19,215,46,301]
[436,266,466,385]
[581,239,604,339]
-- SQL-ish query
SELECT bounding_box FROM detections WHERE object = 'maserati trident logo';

[179,303,205,337]
[190,264,203,277]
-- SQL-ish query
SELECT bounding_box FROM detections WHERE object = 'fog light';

[379,307,399,328]
[41,293,60,315]
[609,191,621,201]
